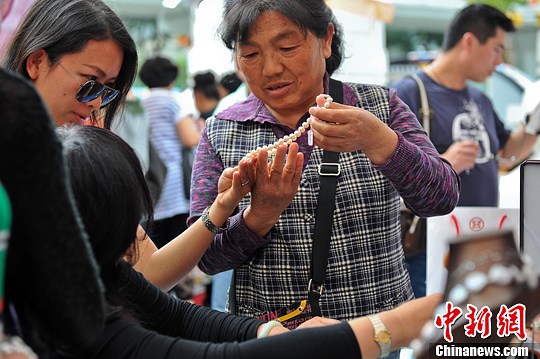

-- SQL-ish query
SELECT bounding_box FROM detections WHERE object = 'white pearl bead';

[448,284,468,304]
[488,264,513,285]
[464,272,488,293]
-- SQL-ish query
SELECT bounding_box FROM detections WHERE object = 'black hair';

[444,3,515,51]
[219,71,242,94]
[56,125,153,306]
[218,0,344,75]
[194,71,220,101]
[1,0,138,130]
[139,56,179,88]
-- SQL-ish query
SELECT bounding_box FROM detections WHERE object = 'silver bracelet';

[201,206,229,234]
[257,320,284,338]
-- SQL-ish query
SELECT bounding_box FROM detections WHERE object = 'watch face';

[375,331,391,344]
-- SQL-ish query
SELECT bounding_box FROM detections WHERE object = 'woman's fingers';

[265,143,303,188]
[283,143,303,184]
[268,145,287,183]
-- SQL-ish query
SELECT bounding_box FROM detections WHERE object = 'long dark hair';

[56,125,153,305]
[218,0,344,76]
[1,0,138,130]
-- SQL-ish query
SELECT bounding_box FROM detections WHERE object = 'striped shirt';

[143,88,189,220]
[189,76,460,320]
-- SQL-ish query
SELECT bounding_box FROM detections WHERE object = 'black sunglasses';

[55,60,120,108]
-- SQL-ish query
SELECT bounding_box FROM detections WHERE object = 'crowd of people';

[0,0,539,358]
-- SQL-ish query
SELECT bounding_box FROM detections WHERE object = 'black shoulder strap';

[230,79,344,313]
[309,78,343,303]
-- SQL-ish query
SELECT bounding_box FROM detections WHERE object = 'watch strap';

[201,206,228,234]
[367,314,392,356]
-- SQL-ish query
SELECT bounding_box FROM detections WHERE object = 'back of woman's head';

[139,56,179,88]
[219,71,242,95]
[56,125,153,288]
[219,0,344,76]
[193,71,220,100]
[1,0,138,130]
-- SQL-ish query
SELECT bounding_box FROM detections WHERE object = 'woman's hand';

[243,142,304,236]
[214,156,257,211]
[308,94,398,164]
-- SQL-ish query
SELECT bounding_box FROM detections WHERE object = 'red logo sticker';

[469,217,485,231]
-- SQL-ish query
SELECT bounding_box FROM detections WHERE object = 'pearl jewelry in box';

[425,206,520,295]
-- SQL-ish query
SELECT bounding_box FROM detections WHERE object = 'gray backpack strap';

[410,73,432,136]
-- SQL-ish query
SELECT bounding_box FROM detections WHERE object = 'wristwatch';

[201,206,229,234]
[367,314,392,356]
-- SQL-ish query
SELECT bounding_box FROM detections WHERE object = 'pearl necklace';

[446,256,538,306]
[244,95,333,159]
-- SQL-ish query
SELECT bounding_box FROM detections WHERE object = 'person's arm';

[308,90,459,217]
[89,264,356,359]
[175,114,202,148]
[191,129,303,274]
[498,126,538,172]
[132,158,255,291]
[91,264,439,359]
[499,98,540,171]
[188,128,269,274]
[347,293,441,358]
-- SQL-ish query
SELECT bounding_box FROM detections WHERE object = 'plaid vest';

[205,82,413,320]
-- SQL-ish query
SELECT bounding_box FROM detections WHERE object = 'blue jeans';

[211,270,233,312]
[405,251,426,298]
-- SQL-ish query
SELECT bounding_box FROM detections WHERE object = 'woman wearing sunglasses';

[0,0,135,129]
